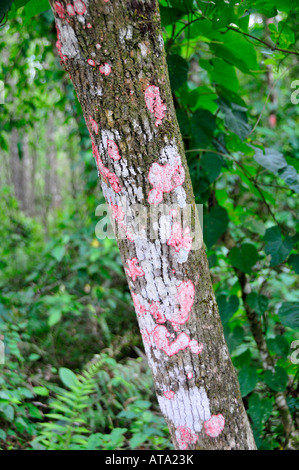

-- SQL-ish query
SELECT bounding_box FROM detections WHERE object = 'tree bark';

[48,0,256,450]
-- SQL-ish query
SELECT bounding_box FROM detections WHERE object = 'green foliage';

[30,355,170,450]
[229,243,259,274]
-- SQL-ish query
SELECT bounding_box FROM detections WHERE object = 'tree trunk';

[48,0,256,450]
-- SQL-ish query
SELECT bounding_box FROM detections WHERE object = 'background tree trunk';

[48,0,256,450]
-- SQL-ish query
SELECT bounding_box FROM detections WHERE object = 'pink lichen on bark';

[99,63,111,76]
[204,414,225,438]
[163,391,175,400]
[110,203,135,242]
[74,0,86,14]
[110,203,125,223]
[132,293,147,316]
[144,85,167,127]
[107,140,121,161]
[54,1,65,18]
[149,302,166,324]
[170,280,195,326]
[175,426,198,450]
[189,339,204,354]
[125,258,145,282]
[147,158,185,205]
[89,116,99,134]
[151,324,203,357]
[66,3,75,15]
[167,222,192,253]
[88,59,96,67]
[187,372,193,379]
[152,326,190,356]
[92,142,122,193]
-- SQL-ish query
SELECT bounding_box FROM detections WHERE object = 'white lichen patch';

[158,385,211,432]
[56,20,80,59]
[174,186,187,208]
[138,42,148,57]
[119,26,133,44]
[158,34,164,50]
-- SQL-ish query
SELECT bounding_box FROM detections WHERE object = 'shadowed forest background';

[0,0,298,450]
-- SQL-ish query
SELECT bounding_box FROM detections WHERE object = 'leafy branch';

[226,26,299,57]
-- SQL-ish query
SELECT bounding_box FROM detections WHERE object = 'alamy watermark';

[290,340,299,364]
[291,80,299,104]
[95,202,204,251]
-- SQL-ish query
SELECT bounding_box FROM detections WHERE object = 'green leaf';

[169,0,194,12]
[86,433,104,450]
[59,367,80,390]
[267,336,289,356]
[233,349,251,368]
[201,153,223,183]
[254,148,299,193]
[48,309,62,327]
[226,325,244,352]
[264,366,288,392]
[247,292,269,316]
[210,59,239,92]
[188,18,212,39]
[229,243,259,274]
[203,205,229,249]
[51,245,66,262]
[217,294,239,324]
[278,302,299,329]
[0,429,6,441]
[28,353,41,361]
[2,405,14,421]
[217,98,251,140]
[33,386,49,397]
[23,0,50,21]
[288,254,299,274]
[255,0,278,17]
[264,226,293,266]
[176,108,190,136]
[167,54,189,92]
[159,6,184,27]
[238,365,258,397]
[191,109,216,148]
[274,0,296,12]
[248,393,273,432]
[129,433,147,449]
[211,30,259,73]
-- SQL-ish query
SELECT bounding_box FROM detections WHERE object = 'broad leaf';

[247,292,269,316]
[254,148,299,194]
[229,243,259,274]
[191,109,216,148]
[264,366,288,392]
[203,205,228,249]
[167,54,189,92]
[201,153,223,182]
[59,367,80,390]
[217,294,239,324]
[278,302,299,329]
[238,365,258,397]
[263,226,293,266]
